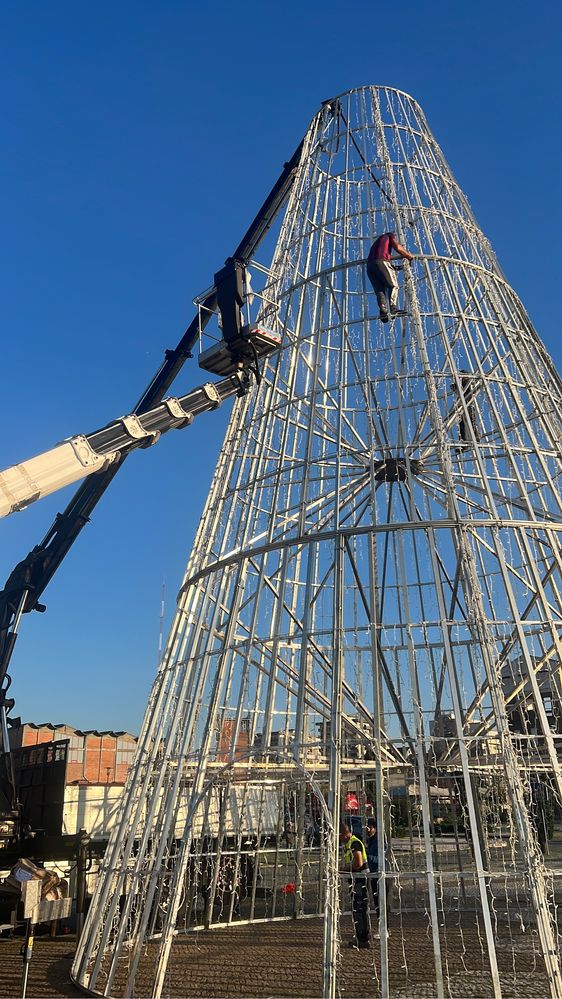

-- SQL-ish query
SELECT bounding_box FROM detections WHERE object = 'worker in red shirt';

[367,232,414,323]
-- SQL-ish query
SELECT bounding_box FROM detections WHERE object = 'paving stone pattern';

[0,917,553,998]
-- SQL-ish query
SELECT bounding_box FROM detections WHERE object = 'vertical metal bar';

[322,535,344,999]
[367,530,390,996]
[372,86,446,997]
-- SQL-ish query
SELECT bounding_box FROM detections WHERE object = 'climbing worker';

[366,232,414,323]
[340,822,370,949]
[452,371,480,445]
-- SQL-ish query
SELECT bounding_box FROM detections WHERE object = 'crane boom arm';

[0,129,307,643]
[132,137,304,413]
[0,105,336,825]
[0,371,249,520]
[0,131,307,609]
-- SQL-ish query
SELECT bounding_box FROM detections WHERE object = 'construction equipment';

[0,327,281,521]
[0,100,337,852]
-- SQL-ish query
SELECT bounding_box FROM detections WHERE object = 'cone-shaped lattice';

[74,87,562,999]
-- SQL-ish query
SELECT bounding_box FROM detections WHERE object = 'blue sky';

[1,1,561,734]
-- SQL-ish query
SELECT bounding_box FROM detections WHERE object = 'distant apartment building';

[9,722,137,785]
[6,722,138,842]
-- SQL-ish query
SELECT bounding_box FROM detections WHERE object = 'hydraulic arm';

[0,100,338,827]
[0,131,305,608]
[0,129,309,813]
[0,370,252,521]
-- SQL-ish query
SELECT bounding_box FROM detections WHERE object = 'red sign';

[345,792,359,813]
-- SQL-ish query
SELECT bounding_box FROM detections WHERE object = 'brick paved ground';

[0,934,80,999]
[0,914,553,998]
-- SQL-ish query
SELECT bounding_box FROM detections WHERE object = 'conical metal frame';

[73,86,562,999]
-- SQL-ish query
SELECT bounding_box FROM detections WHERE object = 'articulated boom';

[0,106,328,831]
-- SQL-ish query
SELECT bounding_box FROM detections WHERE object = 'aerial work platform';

[198,323,281,377]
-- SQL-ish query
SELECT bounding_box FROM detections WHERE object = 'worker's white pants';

[367,259,399,310]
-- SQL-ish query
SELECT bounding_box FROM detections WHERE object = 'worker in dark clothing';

[367,232,414,323]
[340,823,370,949]
[452,372,480,445]
[215,258,246,344]
[365,820,392,937]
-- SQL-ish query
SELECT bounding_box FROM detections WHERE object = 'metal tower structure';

[73,86,562,998]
